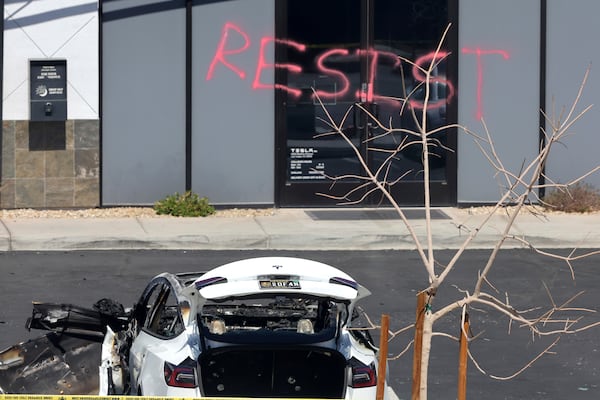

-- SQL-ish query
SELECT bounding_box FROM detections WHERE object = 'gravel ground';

[463,204,599,216]
[0,207,277,219]
[0,205,594,219]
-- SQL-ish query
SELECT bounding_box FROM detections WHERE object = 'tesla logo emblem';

[273,265,283,269]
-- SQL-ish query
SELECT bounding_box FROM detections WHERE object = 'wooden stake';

[457,313,470,400]
[376,314,390,400]
[411,291,426,400]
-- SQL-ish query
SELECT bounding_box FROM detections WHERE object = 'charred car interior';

[197,295,351,397]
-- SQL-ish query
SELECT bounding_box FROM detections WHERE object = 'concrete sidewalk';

[0,207,598,251]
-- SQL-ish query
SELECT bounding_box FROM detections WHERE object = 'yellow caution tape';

[0,396,325,400]
[0,397,240,400]
[0,397,262,400]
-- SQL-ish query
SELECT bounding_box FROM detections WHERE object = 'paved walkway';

[0,207,598,251]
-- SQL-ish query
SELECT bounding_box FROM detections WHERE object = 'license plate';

[259,279,301,289]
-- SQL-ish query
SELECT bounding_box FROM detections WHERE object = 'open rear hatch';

[199,346,347,398]
[196,293,351,398]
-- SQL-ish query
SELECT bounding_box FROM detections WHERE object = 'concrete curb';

[0,208,597,251]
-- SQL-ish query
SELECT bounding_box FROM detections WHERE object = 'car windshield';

[199,295,347,343]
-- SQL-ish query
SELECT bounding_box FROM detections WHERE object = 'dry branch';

[312,22,599,400]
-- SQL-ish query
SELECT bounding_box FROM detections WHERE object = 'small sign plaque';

[30,60,67,121]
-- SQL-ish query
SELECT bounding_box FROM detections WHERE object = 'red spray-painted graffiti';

[206,22,510,118]
[461,47,510,120]
[205,22,454,111]
[206,22,250,80]
[314,49,351,100]
[252,36,306,97]
[408,51,455,110]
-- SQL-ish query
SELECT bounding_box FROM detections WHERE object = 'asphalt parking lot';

[1,249,599,399]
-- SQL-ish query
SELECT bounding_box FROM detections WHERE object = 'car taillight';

[164,359,198,388]
[195,276,227,290]
[349,359,377,388]
[329,276,359,290]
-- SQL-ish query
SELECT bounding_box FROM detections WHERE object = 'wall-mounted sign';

[30,59,67,121]
[288,147,326,180]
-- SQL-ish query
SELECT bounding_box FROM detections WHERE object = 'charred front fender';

[0,298,131,395]
[0,333,100,394]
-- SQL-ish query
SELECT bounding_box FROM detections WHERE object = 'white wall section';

[3,0,98,120]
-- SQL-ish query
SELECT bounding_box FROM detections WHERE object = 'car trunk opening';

[199,347,347,398]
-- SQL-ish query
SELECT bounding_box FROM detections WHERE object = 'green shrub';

[154,191,216,217]
[543,182,600,213]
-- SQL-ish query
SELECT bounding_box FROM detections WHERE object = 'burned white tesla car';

[1,257,390,399]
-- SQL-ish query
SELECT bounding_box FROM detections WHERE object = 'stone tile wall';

[1,120,100,208]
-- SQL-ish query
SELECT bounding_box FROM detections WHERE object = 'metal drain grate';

[305,209,449,221]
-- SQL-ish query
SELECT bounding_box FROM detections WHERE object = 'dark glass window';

[282,0,451,184]
[284,0,362,183]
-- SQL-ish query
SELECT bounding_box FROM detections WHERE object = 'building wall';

[457,0,541,204]
[545,0,600,190]
[101,0,186,205]
[1,120,99,208]
[191,0,275,206]
[3,1,600,208]
[2,0,99,208]
[101,0,276,206]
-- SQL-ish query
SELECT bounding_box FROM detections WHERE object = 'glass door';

[276,0,456,207]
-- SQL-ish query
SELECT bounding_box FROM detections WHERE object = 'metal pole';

[376,314,390,400]
[457,313,470,400]
[411,291,426,400]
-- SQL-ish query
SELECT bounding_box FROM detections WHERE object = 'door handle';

[354,103,366,132]
[365,103,379,138]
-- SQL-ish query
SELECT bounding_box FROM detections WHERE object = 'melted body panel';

[0,299,128,395]
[0,333,100,394]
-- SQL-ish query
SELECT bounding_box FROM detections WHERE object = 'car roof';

[193,256,370,301]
